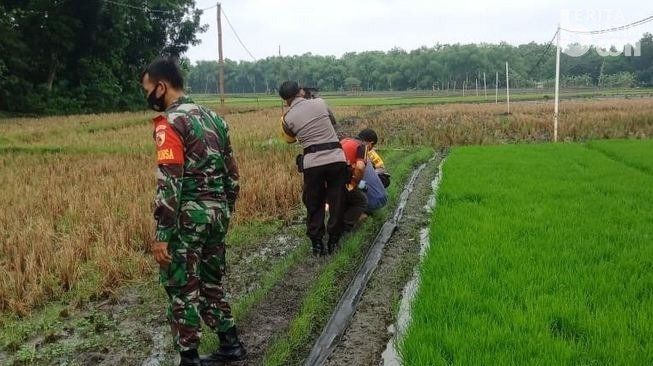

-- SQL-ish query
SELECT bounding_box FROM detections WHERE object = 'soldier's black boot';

[180,349,200,366]
[311,238,325,256]
[201,327,246,364]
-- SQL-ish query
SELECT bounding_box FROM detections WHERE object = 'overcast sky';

[186,0,652,63]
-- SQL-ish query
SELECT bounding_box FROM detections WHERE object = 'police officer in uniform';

[142,58,246,366]
[279,81,348,255]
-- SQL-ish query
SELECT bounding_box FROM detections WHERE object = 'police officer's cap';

[279,81,300,100]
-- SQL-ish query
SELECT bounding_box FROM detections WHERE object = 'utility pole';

[278,44,284,113]
[554,25,561,142]
[475,78,479,96]
[217,2,225,105]
[505,62,510,114]
[495,71,498,104]
[483,72,487,100]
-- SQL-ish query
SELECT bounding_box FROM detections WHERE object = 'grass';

[192,87,653,109]
[0,108,303,315]
[350,99,653,146]
[0,152,154,314]
[400,140,653,365]
[262,147,434,366]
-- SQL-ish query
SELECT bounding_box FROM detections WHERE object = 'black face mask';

[147,83,166,112]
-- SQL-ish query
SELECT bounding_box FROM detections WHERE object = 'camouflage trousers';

[159,217,235,352]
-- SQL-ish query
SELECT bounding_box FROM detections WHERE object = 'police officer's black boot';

[180,349,200,366]
[311,238,325,256]
[326,236,340,255]
[201,327,246,364]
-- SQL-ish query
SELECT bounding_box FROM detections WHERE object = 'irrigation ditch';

[316,152,447,366]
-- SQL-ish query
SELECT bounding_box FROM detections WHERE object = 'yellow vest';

[280,116,297,143]
[368,149,384,169]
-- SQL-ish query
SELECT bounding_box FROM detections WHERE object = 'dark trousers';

[344,188,368,231]
[302,162,348,243]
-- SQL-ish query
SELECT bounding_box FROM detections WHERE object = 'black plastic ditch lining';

[303,161,429,366]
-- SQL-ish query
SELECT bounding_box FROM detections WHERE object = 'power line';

[104,0,170,13]
[561,15,653,34]
[199,3,218,12]
[526,28,559,76]
[221,6,257,61]
[104,0,217,14]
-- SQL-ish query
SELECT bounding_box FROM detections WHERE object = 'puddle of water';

[380,227,430,366]
[142,325,168,366]
[242,233,298,265]
[381,158,445,366]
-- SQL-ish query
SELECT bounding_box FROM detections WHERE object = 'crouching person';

[357,129,389,211]
[340,136,369,231]
[362,161,387,212]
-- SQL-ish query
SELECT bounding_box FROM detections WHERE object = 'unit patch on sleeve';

[153,116,184,165]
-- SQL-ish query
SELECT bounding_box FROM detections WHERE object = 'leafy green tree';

[0,0,205,114]
[344,77,362,91]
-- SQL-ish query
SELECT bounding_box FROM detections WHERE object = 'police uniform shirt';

[283,97,346,169]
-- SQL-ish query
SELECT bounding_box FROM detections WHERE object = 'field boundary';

[585,141,653,176]
[262,148,434,366]
[382,155,446,365]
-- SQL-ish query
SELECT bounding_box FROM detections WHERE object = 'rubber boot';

[311,238,325,256]
[180,349,200,366]
[201,327,247,364]
[326,236,340,255]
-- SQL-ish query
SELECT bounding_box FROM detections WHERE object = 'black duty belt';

[303,142,342,155]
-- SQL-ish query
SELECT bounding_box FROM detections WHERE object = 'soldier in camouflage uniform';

[141,58,246,366]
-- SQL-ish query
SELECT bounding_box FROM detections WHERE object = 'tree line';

[1,1,651,115]
[187,33,653,95]
[0,0,204,115]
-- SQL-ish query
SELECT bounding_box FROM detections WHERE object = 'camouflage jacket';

[152,96,239,242]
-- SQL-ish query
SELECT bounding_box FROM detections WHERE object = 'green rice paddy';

[401,139,653,365]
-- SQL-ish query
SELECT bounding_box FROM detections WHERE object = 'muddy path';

[323,155,443,366]
[230,253,328,366]
[1,217,307,366]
